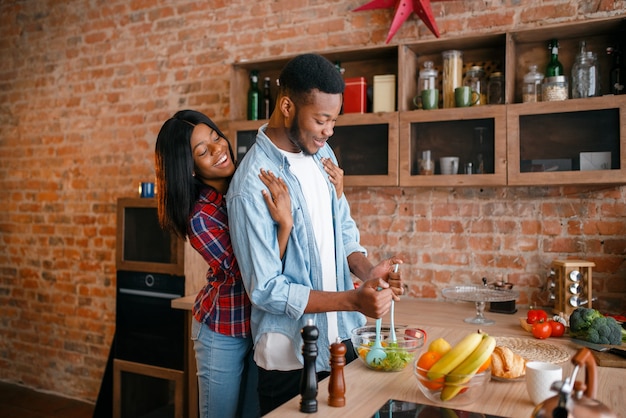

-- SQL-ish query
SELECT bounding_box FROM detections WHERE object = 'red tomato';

[548,320,565,337]
[527,309,548,324]
[532,322,552,339]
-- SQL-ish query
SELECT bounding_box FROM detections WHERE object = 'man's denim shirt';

[226,124,367,372]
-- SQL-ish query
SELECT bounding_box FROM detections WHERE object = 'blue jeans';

[191,318,259,418]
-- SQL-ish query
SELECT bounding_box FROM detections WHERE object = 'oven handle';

[119,288,182,299]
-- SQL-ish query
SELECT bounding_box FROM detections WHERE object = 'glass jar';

[487,72,503,104]
[415,60,439,109]
[542,76,569,101]
[418,60,438,94]
[572,41,600,98]
[523,65,544,103]
[463,65,487,105]
[442,50,463,108]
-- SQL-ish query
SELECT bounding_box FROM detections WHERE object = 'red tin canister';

[343,77,367,113]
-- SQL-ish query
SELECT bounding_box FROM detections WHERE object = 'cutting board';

[589,346,626,368]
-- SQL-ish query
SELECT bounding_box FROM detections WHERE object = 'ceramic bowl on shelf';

[414,362,491,407]
[351,325,426,372]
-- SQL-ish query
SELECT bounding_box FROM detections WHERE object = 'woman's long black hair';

[154,109,234,239]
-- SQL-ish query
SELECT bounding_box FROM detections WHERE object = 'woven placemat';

[495,336,570,364]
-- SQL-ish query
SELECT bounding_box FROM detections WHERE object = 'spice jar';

[442,50,463,108]
[542,76,569,101]
[463,65,487,105]
[487,72,503,104]
[523,65,544,103]
[419,150,434,175]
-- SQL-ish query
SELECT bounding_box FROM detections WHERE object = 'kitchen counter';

[171,294,195,311]
[258,299,625,418]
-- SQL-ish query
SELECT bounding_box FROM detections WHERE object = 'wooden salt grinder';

[328,337,346,407]
[299,319,318,413]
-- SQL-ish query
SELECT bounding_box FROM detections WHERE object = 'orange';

[357,346,368,361]
[477,356,491,373]
[416,351,444,390]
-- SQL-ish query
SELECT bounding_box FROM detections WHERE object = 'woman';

[154,110,293,418]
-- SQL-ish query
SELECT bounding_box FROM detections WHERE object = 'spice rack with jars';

[227,16,626,188]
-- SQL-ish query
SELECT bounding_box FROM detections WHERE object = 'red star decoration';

[353,0,447,43]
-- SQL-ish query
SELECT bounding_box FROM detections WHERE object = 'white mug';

[440,157,459,175]
[526,361,563,406]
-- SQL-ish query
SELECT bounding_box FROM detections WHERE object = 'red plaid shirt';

[189,186,251,338]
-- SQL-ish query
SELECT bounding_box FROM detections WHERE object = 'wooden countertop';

[171,294,195,311]
[259,299,625,418]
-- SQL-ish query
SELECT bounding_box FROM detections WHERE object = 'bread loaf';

[491,345,526,379]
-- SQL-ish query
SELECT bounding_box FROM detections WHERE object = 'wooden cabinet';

[228,46,400,187]
[399,105,507,187]
[504,18,626,185]
[507,95,626,186]
[228,113,399,187]
[228,17,626,187]
[331,112,399,186]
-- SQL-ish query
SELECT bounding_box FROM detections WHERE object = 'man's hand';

[354,278,394,319]
[368,257,404,298]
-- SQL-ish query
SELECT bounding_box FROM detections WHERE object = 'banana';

[440,334,496,401]
[426,330,484,381]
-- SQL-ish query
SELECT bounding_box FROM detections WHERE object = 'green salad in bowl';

[351,325,426,372]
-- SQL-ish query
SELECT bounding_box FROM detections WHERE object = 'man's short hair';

[278,53,345,105]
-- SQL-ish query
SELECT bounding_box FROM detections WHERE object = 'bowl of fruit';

[351,325,426,372]
[414,330,494,406]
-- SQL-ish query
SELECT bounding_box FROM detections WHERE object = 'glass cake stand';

[442,285,519,325]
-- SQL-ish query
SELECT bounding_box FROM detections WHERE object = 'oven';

[114,270,186,418]
[115,270,185,370]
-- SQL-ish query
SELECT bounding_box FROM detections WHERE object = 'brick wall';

[1,0,625,402]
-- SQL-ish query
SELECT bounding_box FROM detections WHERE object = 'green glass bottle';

[546,39,564,77]
[247,70,260,120]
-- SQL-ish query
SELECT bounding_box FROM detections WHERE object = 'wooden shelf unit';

[228,17,626,188]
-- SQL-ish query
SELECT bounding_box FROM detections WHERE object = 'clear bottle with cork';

[247,70,260,120]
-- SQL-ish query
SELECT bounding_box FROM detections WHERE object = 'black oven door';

[115,271,185,371]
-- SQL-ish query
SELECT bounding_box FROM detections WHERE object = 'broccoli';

[569,307,623,345]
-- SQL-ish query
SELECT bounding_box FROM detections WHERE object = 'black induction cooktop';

[372,399,508,418]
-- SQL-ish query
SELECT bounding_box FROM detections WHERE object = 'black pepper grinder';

[300,319,318,413]
[328,337,346,407]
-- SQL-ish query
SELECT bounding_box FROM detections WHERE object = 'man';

[227,53,403,415]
